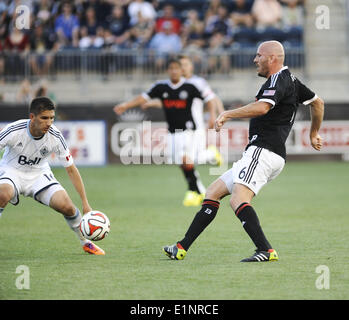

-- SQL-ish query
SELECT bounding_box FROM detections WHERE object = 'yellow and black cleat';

[240,249,278,262]
[163,243,187,260]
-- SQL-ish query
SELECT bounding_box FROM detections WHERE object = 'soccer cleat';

[240,249,278,262]
[163,243,187,260]
[182,191,203,207]
[207,145,224,166]
[83,241,105,255]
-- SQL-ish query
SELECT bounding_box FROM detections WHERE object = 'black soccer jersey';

[246,66,317,159]
[142,77,208,133]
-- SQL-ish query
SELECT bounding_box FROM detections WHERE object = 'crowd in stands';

[0,0,306,80]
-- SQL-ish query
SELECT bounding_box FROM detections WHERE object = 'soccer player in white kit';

[0,97,105,255]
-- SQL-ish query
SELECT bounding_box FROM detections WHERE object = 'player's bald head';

[254,40,285,78]
[258,41,285,64]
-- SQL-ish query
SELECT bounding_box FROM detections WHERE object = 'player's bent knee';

[205,178,230,201]
[0,184,15,206]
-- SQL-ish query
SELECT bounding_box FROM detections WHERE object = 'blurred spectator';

[0,42,4,83]
[34,79,56,102]
[281,0,304,28]
[204,0,222,22]
[128,0,157,26]
[230,0,254,28]
[129,11,155,49]
[29,20,58,77]
[204,4,233,46]
[206,32,230,74]
[4,24,30,52]
[252,0,282,28]
[181,9,205,49]
[280,0,304,46]
[34,0,53,25]
[76,0,112,22]
[54,1,80,48]
[181,10,206,70]
[16,79,33,103]
[155,4,181,34]
[148,21,182,70]
[79,26,105,49]
[4,24,30,79]
[81,6,101,36]
[105,4,131,47]
[0,2,9,82]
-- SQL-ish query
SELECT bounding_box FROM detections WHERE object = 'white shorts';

[0,167,64,206]
[220,146,285,195]
[166,129,206,164]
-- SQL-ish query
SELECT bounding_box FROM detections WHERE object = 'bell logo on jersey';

[18,155,42,166]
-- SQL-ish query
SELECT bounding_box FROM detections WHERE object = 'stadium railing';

[1,47,304,82]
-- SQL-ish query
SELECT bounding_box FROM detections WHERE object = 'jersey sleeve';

[51,127,74,167]
[201,83,216,103]
[0,123,12,150]
[189,77,216,103]
[142,82,162,100]
[257,74,286,109]
[296,78,317,105]
[0,122,23,150]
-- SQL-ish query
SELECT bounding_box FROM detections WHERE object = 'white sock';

[64,208,89,245]
[0,208,3,218]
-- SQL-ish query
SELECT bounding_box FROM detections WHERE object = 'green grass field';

[0,162,348,300]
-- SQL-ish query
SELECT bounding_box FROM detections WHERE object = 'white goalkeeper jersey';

[0,119,73,175]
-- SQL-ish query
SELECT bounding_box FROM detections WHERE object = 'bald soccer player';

[163,41,324,262]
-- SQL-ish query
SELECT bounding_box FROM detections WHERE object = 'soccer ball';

[80,211,110,241]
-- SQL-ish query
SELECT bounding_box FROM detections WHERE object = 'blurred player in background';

[114,58,222,207]
[143,55,225,127]
[0,97,105,255]
[163,40,324,262]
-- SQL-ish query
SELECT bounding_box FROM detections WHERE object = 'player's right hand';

[215,112,227,132]
[113,103,127,115]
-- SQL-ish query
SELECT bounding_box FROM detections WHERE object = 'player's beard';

[256,63,268,78]
[257,68,268,78]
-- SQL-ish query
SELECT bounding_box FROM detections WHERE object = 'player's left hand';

[113,103,127,115]
[83,202,93,214]
[310,133,323,151]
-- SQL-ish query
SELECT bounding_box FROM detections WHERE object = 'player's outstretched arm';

[141,99,163,110]
[113,95,148,115]
[309,97,324,151]
[215,101,271,132]
[214,96,225,115]
[206,99,217,129]
[65,164,92,214]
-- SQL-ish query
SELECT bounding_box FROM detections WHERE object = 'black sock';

[180,165,203,193]
[235,202,272,252]
[178,199,220,251]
